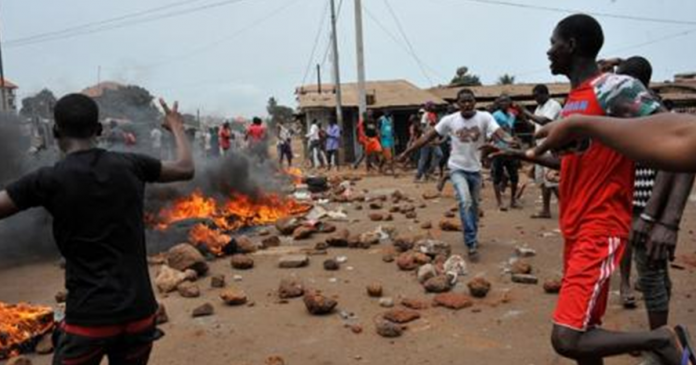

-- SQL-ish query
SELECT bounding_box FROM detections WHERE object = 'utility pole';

[354,0,367,117]
[0,4,7,112]
[329,0,344,131]
[316,64,322,94]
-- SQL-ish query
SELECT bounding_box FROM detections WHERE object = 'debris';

[278,254,310,268]
[424,275,452,293]
[366,283,383,297]
[35,333,54,354]
[443,255,468,283]
[543,279,562,294]
[379,297,395,308]
[417,264,437,284]
[439,219,462,232]
[55,290,67,304]
[220,288,248,305]
[401,298,430,310]
[396,252,418,271]
[422,191,440,200]
[155,303,169,324]
[318,222,337,233]
[369,213,384,222]
[444,211,456,218]
[369,202,383,210]
[416,239,452,258]
[383,308,421,324]
[167,243,209,275]
[420,221,433,229]
[234,235,258,254]
[192,303,215,317]
[233,275,243,282]
[261,236,282,249]
[510,260,532,275]
[177,282,201,298]
[230,254,255,270]
[258,228,271,236]
[278,279,305,299]
[515,246,537,258]
[433,293,474,310]
[511,274,539,285]
[467,277,492,298]
[375,319,403,338]
[336,256,348,264]
[359,232,381,246]
[265,355,285,365]
[326,229,351,247]
[6,356,32,365]
[323,259,340,271]
[293,226,315,240]
[155,265,189,293]
[303,290,337,315]
[211,274,225,288]
[276,217,302,235]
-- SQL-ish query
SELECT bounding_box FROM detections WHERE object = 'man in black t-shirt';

[0,94,194,365]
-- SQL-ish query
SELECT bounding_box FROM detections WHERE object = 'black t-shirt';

[364,119,378,138]
[7,149,162,326]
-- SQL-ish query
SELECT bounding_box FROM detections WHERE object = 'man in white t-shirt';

[519,84,563,219]
[398,89,513,261]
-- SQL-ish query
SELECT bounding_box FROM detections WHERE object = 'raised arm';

[0,191,19,220]
[158,99,195,182]
[397,129,438,162]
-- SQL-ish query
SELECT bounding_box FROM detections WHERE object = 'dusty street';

[1,169,695,365]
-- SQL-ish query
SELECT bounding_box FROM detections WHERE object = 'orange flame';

[188,224,230,256]
[0,302,54,359]
[283,167,303,185]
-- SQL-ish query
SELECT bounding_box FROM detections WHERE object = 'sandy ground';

[1,167,696,365]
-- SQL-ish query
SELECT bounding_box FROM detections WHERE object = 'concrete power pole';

[354,0,367,118]
[0,4,7,112]
[329,0,344,131]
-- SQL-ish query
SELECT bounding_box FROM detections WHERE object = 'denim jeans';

[450,170,481,249]
[416,145,443,179]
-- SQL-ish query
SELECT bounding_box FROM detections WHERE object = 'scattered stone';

[405,212,417,219]
[393,235,416,252]
[379,297,395,308]
[258,228,271,236]
[416,239,453,259]
[192,303,215,317]
[233,275,243,282]
[384,214,394,221]
[418,203,427,209]
[210,274,225,288]
[396,252,418,271]
[55,290,67,304]
[417,264,438,283]
[422,191,440,200]
[293,226,315,240]
[303,290,337,315]
[335,256,348,264]
[220,288,248,305]
[177,281,201,298]
[318,222,337,233]
[433,293,474,310]
[375,319,403,338]
[155,303,169,324]
[444,211,456,218]
[382,250,396,263]
[354,205,363,211]
[167,243,209,275]
[401,298,430,310]
[366,283,383,297]
[443,255,468,278]
[359,232,381,246]
[183,269,199,281]
[413,252,431,265]
[439,219,462,232]
[515,246,537,258]
[147,254,167,266]
[543,279,562,294]
[261,235,282,249]
[400,204,416,213]
[278,254,309,268]
[314,241,329,250]
[155,265,189,293]
[467,277,492,298]
[6,356,32,365]
[230,254,255,270]
[420,221,433,229]
[369,213,384,222]
[389,206,401,213]
[234,235,258,254]
[350,324,363,334]
[323,259,340,271]
[511,260,532,275]
[424,275,452,293]
[369,202,383,210]
[265,356,285,365]
[278,279,305,299]
[383,308,421,324]
[35,333,54,354]
[511,274,539,285]
[276,217,302,235]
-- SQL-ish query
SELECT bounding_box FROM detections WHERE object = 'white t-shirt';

[435,111,500,173]
[533,99,562,133]
[306,124,320,142]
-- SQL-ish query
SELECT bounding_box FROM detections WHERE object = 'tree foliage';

[266,97,294,128]
[450,66,482,87]
[497,74,516,85]
[20,89,57,120]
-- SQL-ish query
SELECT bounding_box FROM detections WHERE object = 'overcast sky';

[3,0,696,117]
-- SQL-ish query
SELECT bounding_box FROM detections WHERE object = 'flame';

[0,302,54,359]
[188,224,230,256]
[284,167,303,185]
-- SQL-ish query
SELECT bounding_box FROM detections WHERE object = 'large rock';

[155,265,189,293]
[511,274,539,285]
[234,235,258,254]
[261,235,282,249]
[467,277,491,298]
[326,229,350,247]
[303,290,337,315]
[433,293,474,310]
[211,274,226,288]
[293,226,315,240]
[278,279,305,299]
[416,239,452,258]
[424,275,452,293]
[383,308,421,324]
[393,235,416,252]
[167,243,209,275]
[375,319,403,338]
[276,217,302,235]
[230,254,255,270]
[177,281,201,298]
[192,303,215,317]
[511,260,533,275]
[401,298,430,310]
[417,264,437,284]
[366,283,383,297]
[278,254,309,268]
[359,232,381,246]
[396,252,418,271]
[220,288,248,305]
[543,279,562,294]
[439,219,462,232]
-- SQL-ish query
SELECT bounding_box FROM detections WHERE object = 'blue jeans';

[416,145,443,179]
[450,170,481,250]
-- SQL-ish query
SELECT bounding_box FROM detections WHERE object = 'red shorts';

[364,137,382,154]
[553,235,625,331]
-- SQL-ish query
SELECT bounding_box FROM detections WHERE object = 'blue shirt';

[492,110,516,147]
[379,116,395,148]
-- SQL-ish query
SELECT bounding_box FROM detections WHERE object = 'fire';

[0,302,54,359]
[284,167,303,185]
[188,224,230,256]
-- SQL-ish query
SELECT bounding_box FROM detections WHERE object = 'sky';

[3,0,696,117]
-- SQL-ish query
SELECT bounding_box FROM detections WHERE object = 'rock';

[444,211,456,218]
[396,252,418,271]
[384,214,394,221]
[369,213,384,222]
[379,297,395,308]
[382,251,396,263]
[350,324,363,334]
[420,221,433,229]
[417,264,437,283]
[366,283,383,297]
[155,303,169,324]
[326,229,350,247]
[278,279,305,299]
[418,203,427,209]
[416,239,452,258]
[177,281,201,298]
[258,228,271,236]
[433,293,474,310]
[424,275,452,293]
[543,279,562,294]
[293,226,315,240]
[323,259,340,271]
[347,235,366,249]
[303,290,337,315]
[439,219,462,232]
[261,235,282,249]
[220,288,248,305]
[167,243,208,275]
[183,269,198,281]
[211,274,226,288]
[405,212,417,219]
[511,260,532,275]
[278,254,309,268]
[55,290,67,304]
[393,235,416,252]
[413,252,431,265]
[383,308,421,324]
[443,255,468,278]
[401,298,430,310]
[375,319,403,338]
[369,202,383,210]
[511,274,539,285]
[155,265,189,293]
[422,191,440,200]
[233,275,243,282]
[318,222,337,233]
[35,333,53,354]
[192,302,215,317]
[389,206,401,213]
[230,254,255,270]
[6,356,32,365]
[276,217,302,235]
[265,356,285,365]
[515,246,537,258]
[354,205,363,211]
[359,232,381,246]
[467,277,492,298]
[400,204,416,213]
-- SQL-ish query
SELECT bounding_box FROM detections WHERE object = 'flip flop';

[621,292,638,309]
[530,212,552,219]
[675,325,696,364]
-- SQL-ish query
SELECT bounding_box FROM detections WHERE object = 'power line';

[300,1,330,87]
[320,0,345,68]
[7,0,253,48]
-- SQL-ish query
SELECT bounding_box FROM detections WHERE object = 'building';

[0,78,19,113]
[296,79,446,160]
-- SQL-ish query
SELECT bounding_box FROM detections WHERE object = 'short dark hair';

[253,117,262,125]
[54,94,100,138]
[533,84,549,95]
[457,88,475,100]
[618,56,653,86]
[556,14,604,58]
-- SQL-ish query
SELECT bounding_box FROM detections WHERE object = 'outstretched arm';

[397,129,438,162]
[533,113,696,172]
[0,191,19,220]
[158,99,195,182]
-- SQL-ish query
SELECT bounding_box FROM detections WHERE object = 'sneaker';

[468,248,480,263]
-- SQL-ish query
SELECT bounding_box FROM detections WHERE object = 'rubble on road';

[303,290,337,315]
[467,277,492,298]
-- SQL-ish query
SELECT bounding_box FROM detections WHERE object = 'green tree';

[497,74,516,85]
[266,97,294,128]
[20,89,56,120]
[450,66,482,87]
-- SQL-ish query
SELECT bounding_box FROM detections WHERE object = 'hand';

[530,118,581,157]
[396,152,410,164]
[597,58,623,72]
[159,98,183,132]
[479,143,516,159]
[646,223,679,264]
[629,215,652,248]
